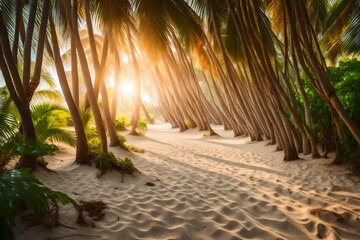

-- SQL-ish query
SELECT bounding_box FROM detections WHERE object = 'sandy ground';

[13,123,360,240]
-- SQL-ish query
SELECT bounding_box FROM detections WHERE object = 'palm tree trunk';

[0,10,37,169]
[12,0,22,64]
[82,3,121,146]
[27,0,51,101]
[287,0,360,144]
[127,25,141,135]
[110,36,121,122]
[49,14,90,165]
[71,33,79,107]
[73,0,108,153]
[22,0,38,90]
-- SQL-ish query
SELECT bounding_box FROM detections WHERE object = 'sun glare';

[121,55,129,63]
[121,81,135,95]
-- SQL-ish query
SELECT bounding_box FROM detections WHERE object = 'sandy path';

[14,123,360,240]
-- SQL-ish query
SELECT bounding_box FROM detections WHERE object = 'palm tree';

[31,103,76,147]
[48,4,91,164]
[322,0,360,61]
[281,0,360,143]
[0,2,38,169]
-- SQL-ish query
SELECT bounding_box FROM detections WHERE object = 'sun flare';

[121,81,135,95]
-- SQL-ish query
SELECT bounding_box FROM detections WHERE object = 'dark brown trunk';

[22,0,38,90]
[73,0,108,153]
[50,14,90,164]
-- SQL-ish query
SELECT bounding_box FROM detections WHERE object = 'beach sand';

[13,123,360,240]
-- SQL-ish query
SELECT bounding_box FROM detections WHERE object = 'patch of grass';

[136,118,148,135]
[203,131,210,137]
[114,115,130,131]
[126,145,145,153]
[184,119,193,129]
[149,113,155,124]
[0,169,80,239]
[85,127,101,154]
[94,152,140,181]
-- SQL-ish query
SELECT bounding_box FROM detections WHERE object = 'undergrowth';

[94,152,140,181]
[0,169,80,240]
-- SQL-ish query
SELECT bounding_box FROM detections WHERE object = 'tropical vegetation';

[0,0,359,237]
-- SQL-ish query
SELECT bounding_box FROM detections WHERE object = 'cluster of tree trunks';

[0,0,359,169]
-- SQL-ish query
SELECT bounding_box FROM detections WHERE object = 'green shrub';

[86,127,101,153]
[184,119,193,129]
[119,157,139,176]
[0,136,58,171]
[0,137,17,171]
[94,152,140,181]
[302,59,360,168]
[0,169,79,240]
[149,113,155,124]
[11,137,58,157]
[31,103,76,147]
[126,145,145,153]
[115,115,130,131]
[136,119,148,135]
[95,152,116,170]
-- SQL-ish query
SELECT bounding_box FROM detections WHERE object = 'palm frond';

[0,111,17,144]
[0,87,19,144]
[79,106,93,129]
[40,70,57,88]
[46,128,76,147]
[164,0,205,51]
[31,90,63,104]
[323,0,359,59]
[90,0,130,33]
[0,0,17,44]
[224,14,244,62]
[306,0,330,33]
[30,102,76,147]
[134,0,170,62]
[31,102,68,124]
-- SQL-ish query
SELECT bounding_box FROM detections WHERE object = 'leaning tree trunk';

[12,0,22,65]
[288,0,360,144]
[127,25,142,135]
[83,2,120,146]
[0,11,37,170]
[22,0,38,90]
[110,36,121,122]
[73,0,108,153]
[50,13,90,165]
[71,28,79,108]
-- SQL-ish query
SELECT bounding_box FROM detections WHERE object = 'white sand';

[13,123,360,240]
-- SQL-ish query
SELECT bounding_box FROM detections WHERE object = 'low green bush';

[115,115,130,131]
[0,135,58,171]
[184,119,193,129]
[94,152,140,181]
[136,119,148,135]
[85,127,101,153]
[0,169,79,240]
[149,113,155,124]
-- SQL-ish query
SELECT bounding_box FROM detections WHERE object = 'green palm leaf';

[44,128,76,147]
[31,90,63,104]
[90,0,130,32]
[30,103,76,147]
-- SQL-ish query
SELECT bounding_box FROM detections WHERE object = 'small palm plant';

[31,103,76,147]
[0,88,20,169]
[0,169,80,240]
[0,87,19,144]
